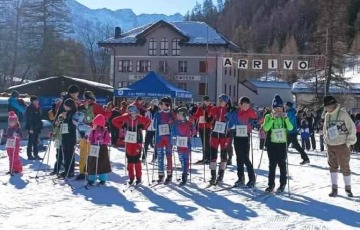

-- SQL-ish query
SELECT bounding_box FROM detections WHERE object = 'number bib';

[176,136,188,148]
[125,131,137,143]
[213,121,226,134]
[328,125,339,140]
[6,139,16,148]
[198,116,205,124]
[60,124,69,134]
[89,145,100,157]
[158,124,170,136]
[236,125,248,137]
[272,128,287,142]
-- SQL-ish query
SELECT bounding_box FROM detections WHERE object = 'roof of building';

[249,80,291,89]
[99,20,241,51]
[292,81,360,94]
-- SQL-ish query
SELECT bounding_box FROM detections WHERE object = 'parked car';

[0,96,53,146]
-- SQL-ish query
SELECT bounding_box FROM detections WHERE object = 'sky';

[75,0,197,15]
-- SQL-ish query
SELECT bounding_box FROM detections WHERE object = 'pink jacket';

[88,128,110,145]
[6,125,22,151]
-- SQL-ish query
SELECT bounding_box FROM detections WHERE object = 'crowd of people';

[2,85,356,197]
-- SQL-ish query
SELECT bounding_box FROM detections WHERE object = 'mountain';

[66,0,184,38]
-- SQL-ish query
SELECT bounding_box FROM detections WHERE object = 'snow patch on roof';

[249,80,291,89]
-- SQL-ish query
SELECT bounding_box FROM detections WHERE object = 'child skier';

[263,95,293,193]
[112,105,151,184]
[6,111,23,174]
[227,96,257,188]
[59,98,77,178]
[171,107,196,186]
[153,97,175,183]
[87,114,112,186]
[323,96,356,197]
[300,119,311,151]
[207,94,232,185]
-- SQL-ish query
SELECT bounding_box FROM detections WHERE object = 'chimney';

[115,27,121,38]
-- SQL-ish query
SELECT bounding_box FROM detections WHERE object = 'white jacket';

[323,105,356,146]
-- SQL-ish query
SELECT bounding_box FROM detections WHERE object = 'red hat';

[92,114,106,127]
[8,111,18,122]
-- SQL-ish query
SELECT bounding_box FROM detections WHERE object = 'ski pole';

[143,148,150,185]
[190,137,192,183]
[44,137,53,176]
[84,142,90,186]
[203,127,206,182]
[286,140,291,196]
[250,130,254,165]
[254,134,267,185]
[94,140,100,183]
[64,143,78,181]
[173,143,178,181]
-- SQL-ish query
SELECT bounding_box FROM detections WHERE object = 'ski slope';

[0,133,359,230]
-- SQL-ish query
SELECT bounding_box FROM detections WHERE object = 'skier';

[322,96,356,197]
[284,101,310,164]
[263,95,293,193]
[143,99,159,163]
[153,97,175,183]
[193,95,213,164]
[300,119,311,151]
[112,105,151,185]
[86,114,112,186]
[227,96,257,188]
[6,111,23,174]
[207,94,232,185]
[171,107,196,186]
[58,98,77,178]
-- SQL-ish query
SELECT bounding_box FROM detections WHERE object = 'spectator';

[25,95,43,160]
[48,103,57,122]
[8,90,25,122]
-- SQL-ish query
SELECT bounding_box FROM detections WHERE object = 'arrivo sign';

[223,57,311,70]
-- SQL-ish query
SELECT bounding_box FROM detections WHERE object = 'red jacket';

[236,108,257,132]
[209,106,227,123]
[194,104,213,129]
[112,114,151,131]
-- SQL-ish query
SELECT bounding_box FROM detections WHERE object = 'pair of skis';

[123,182,142,193]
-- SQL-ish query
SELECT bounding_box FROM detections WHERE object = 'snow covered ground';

[0,133,359,230]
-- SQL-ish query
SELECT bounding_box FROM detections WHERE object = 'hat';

[8,111,18,122]
[11,90,19,98]
[64,98,76,109]
[323,96,337,106]
[239,96,250,104]
[84,91,96,101]
[68,85,80,94]
[176,107,189,117]
[160,97,172,106]
[150,99,159,107]
[272,94,283,108]
[218,94,229,103]
[30,95,38,102]
[286,101,294,107]
[203,95,210,101]
[92,114,106,127]
[128,105,138,113]
[135,96,143,101]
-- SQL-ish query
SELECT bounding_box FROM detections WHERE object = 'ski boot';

[345,185,353,197]
[209,170,217,185]
[265,185,275,193]
[216,171,224,184]
[179,175,187,186]
[246,180,255,188]
[234,179,245,188]
[329,185,338,197]
[164,174,172,184]
[276,184,286,193]
[157,175,164,183]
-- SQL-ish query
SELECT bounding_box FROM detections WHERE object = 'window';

[178,83,187,90]
[178,61,187,73]
[148,38,157,56]
[137,60,151,73]
[118,60,132,72]
[199,83,207,96]
[233,85,236,97]
[229,85,232,97]
[118,81,130,88]
[160,38,169,56]
[229,68,232,76]
[199,61,207,73]
[159,61,168,73]
[224,84,227,94]
[172,38,181,56]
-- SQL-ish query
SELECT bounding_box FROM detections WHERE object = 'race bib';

[236,125,248,137]
[89,145,100,157]
[176,136,188,147]
[125,131,137,143]
[60,124,69,134]
[328,125,339,140]
[54,139,60,148]
[198,116,205,124]
[6,139,16,148]
[272,128,287,142]
[158,124,170,136]
[213,121,226,134]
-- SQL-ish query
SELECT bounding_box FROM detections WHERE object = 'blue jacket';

[8,97,25,115]
[286,107,298,134]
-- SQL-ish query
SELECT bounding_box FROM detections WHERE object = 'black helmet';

[177,107,189,117]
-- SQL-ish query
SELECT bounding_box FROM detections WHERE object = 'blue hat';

[272,94,283,108]
[128,105,138,113]
[218,94,229,103]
